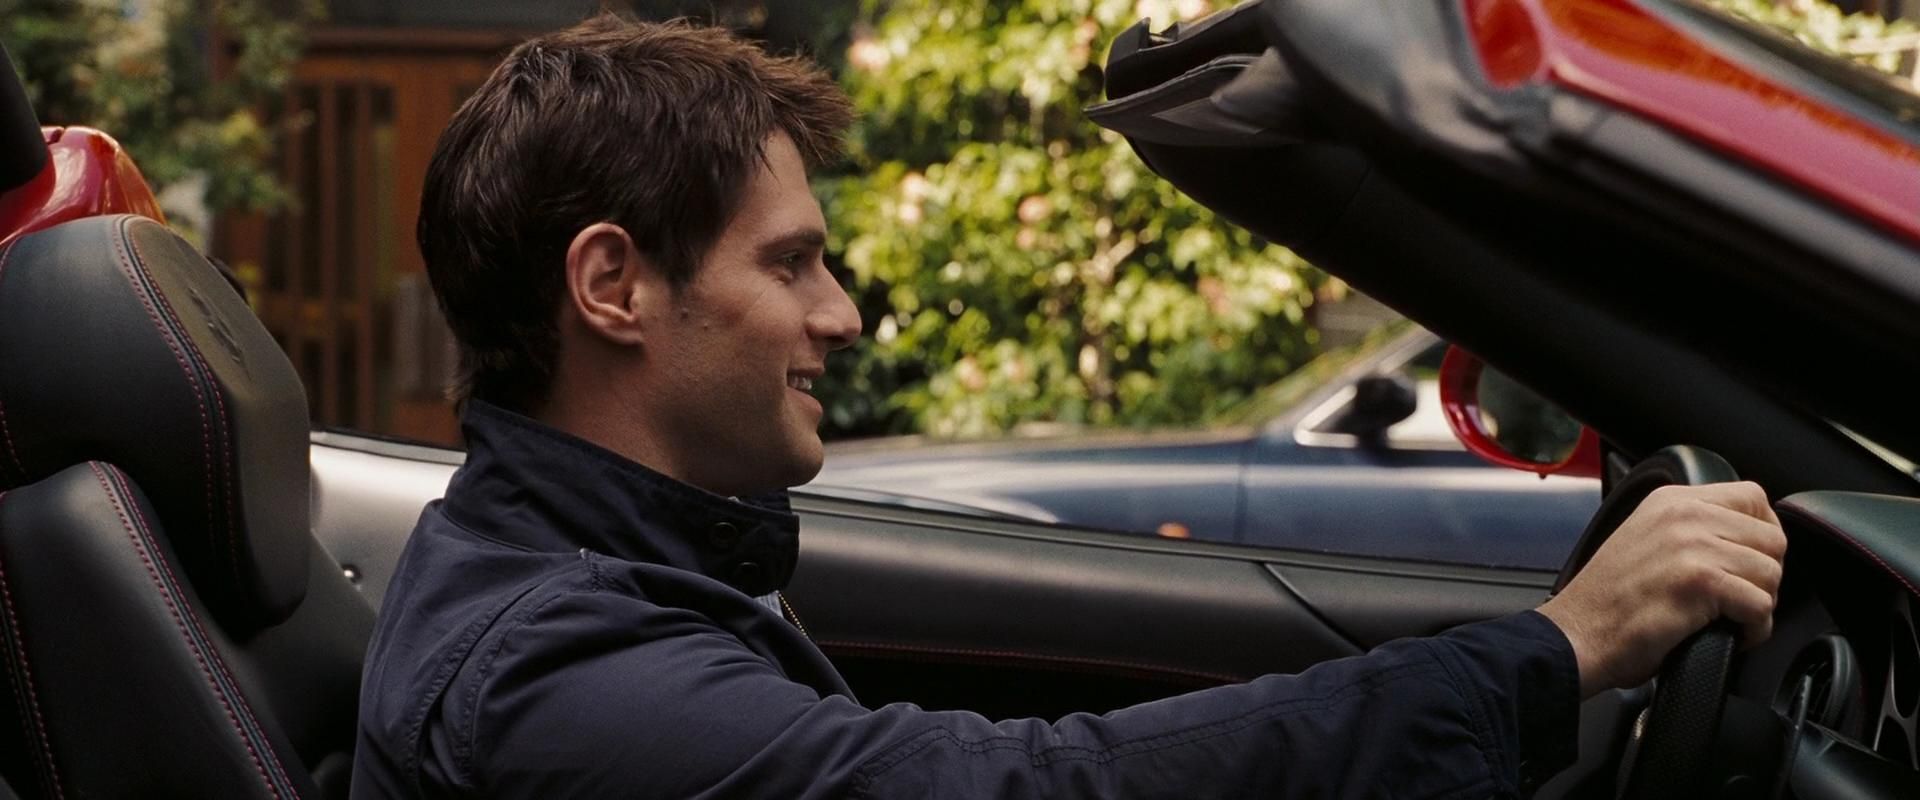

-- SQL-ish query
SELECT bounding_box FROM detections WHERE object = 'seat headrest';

[0,215,310,631]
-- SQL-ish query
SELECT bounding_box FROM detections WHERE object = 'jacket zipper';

[778,592,811,639]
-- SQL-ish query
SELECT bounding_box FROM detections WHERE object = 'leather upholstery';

[0,215,310,632]
[0,215,373,798]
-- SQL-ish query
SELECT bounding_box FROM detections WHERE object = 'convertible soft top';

[1092,0,1920,495]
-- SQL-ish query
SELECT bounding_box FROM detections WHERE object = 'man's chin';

[784,442,826,488]
[747,438,825,493]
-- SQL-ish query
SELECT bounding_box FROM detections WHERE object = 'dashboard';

[1757,492,1920,796]
[1869,593,1919,768]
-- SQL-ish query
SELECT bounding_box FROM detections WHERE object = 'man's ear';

[563,223,653,346]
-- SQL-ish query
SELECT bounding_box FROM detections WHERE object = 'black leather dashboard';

[1780,492,1920,604]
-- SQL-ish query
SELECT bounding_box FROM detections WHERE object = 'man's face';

[636,133,861,497]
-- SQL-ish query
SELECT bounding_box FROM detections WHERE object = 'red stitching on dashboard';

[108,221,219,565]
[124,223,243,585]
[88,464,286,800]
[0,242,24,483]
[1779,500,1920,601]
[814,639,1245,685]
[0,491,63,799]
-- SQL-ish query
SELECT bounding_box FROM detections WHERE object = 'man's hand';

[1537,482,1787,698]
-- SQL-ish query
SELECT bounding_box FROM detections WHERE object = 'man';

[352,14,1788,799]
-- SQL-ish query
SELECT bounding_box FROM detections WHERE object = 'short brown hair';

[419,14,852,411]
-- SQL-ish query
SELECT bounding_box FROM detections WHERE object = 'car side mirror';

[1328,373,1417,441]
[1439,345,1602,478]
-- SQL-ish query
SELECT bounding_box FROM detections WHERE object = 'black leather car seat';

[0,215,375,798]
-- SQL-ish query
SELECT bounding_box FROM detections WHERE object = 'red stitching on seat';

[117,229,296,793]
[124,225,242,581]
[112,229,297,790]
[88,464,288,799]
[0,588,36,790]
[107,222,216,543]
[101,465,299,798]
[0,242,25,483]
[0,490,62,799]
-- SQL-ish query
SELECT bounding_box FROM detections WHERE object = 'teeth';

[788,376,813,392]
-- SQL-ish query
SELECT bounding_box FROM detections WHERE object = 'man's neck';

[533,388,703,491]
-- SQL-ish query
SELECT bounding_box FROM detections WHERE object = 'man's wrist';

[1536,597,1605,698]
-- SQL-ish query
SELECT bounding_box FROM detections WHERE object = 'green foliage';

[1,0,319,221]
[2,0,112,127]
[821,0,1325,439]
[1708,0,1920,77]
[819,0,1919,440]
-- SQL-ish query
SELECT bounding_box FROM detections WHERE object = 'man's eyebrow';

[756,228,828,256]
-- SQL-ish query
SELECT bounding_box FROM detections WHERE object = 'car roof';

[1095,0,1920,497]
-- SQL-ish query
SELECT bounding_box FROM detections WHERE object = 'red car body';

[0,126,163,248]
[1463,0,1918,245]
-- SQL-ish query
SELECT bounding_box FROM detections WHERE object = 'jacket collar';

[441,400,800,596]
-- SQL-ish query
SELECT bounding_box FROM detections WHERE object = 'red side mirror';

[1439,345,1602,479]
[0,126,165,248]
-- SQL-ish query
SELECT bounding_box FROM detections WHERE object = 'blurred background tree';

[1710,0,1920,80]
[0,0,321,240]
[816,0,1918,442]
[820,0,1329,440]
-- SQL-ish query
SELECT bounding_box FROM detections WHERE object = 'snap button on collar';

[730,560,764,587]
[710,521,741,549]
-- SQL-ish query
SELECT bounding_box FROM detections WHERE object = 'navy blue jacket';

[352,401,1581,798]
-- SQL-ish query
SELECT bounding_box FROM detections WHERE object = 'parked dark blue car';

[806,323,1601,570]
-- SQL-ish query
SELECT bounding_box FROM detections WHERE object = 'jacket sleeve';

[442,591,1579,799]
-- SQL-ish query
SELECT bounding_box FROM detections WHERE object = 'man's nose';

[808,280,863,351]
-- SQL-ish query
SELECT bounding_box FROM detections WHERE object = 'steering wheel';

[1553,445,1742,800]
